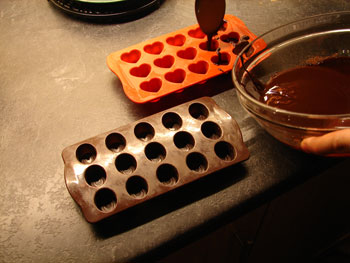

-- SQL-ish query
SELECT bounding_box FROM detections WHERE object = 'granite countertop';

[0,0,348,262]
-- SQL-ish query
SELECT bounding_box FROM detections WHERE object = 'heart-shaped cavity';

[211,52,231,66]
[144,42,164,55]
[188,27,206,39]
[130,64,151,78]
[165,69,186,83]
[220,32,240,43]
[188,61,209,74]
[199,40,219,51]
[177,47,197,60]
[120,49,141,63]
[140,78,162,93]
[166,34,186,46]
[154,55,175,68]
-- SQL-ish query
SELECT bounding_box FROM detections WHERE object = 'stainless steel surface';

[0,0,348,262]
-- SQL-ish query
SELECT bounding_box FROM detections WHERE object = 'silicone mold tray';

[62,97,249,223]
[107,14,265,103]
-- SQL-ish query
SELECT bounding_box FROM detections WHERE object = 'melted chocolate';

[259,57,350,114]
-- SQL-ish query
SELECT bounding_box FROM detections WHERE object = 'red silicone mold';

[107,14,266,103]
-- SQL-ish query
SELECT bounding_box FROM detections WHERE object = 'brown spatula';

[195,0,226,51]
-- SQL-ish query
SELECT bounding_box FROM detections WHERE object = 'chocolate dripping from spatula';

[195,0,226,51]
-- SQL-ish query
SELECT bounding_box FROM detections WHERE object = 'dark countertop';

[0,1,348,262]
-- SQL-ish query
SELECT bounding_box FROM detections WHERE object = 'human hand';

[300,129,350,156]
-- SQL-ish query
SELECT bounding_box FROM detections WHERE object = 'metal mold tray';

[62,97,249,223]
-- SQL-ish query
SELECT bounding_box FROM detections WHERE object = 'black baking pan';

[48,0,164,23]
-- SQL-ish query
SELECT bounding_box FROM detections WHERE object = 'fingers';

[300,129,350,156]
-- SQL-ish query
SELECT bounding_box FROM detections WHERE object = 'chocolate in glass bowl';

[232,12,350,152]
[259,56,350,115]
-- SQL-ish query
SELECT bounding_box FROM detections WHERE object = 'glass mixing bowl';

[232,11,350,151]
